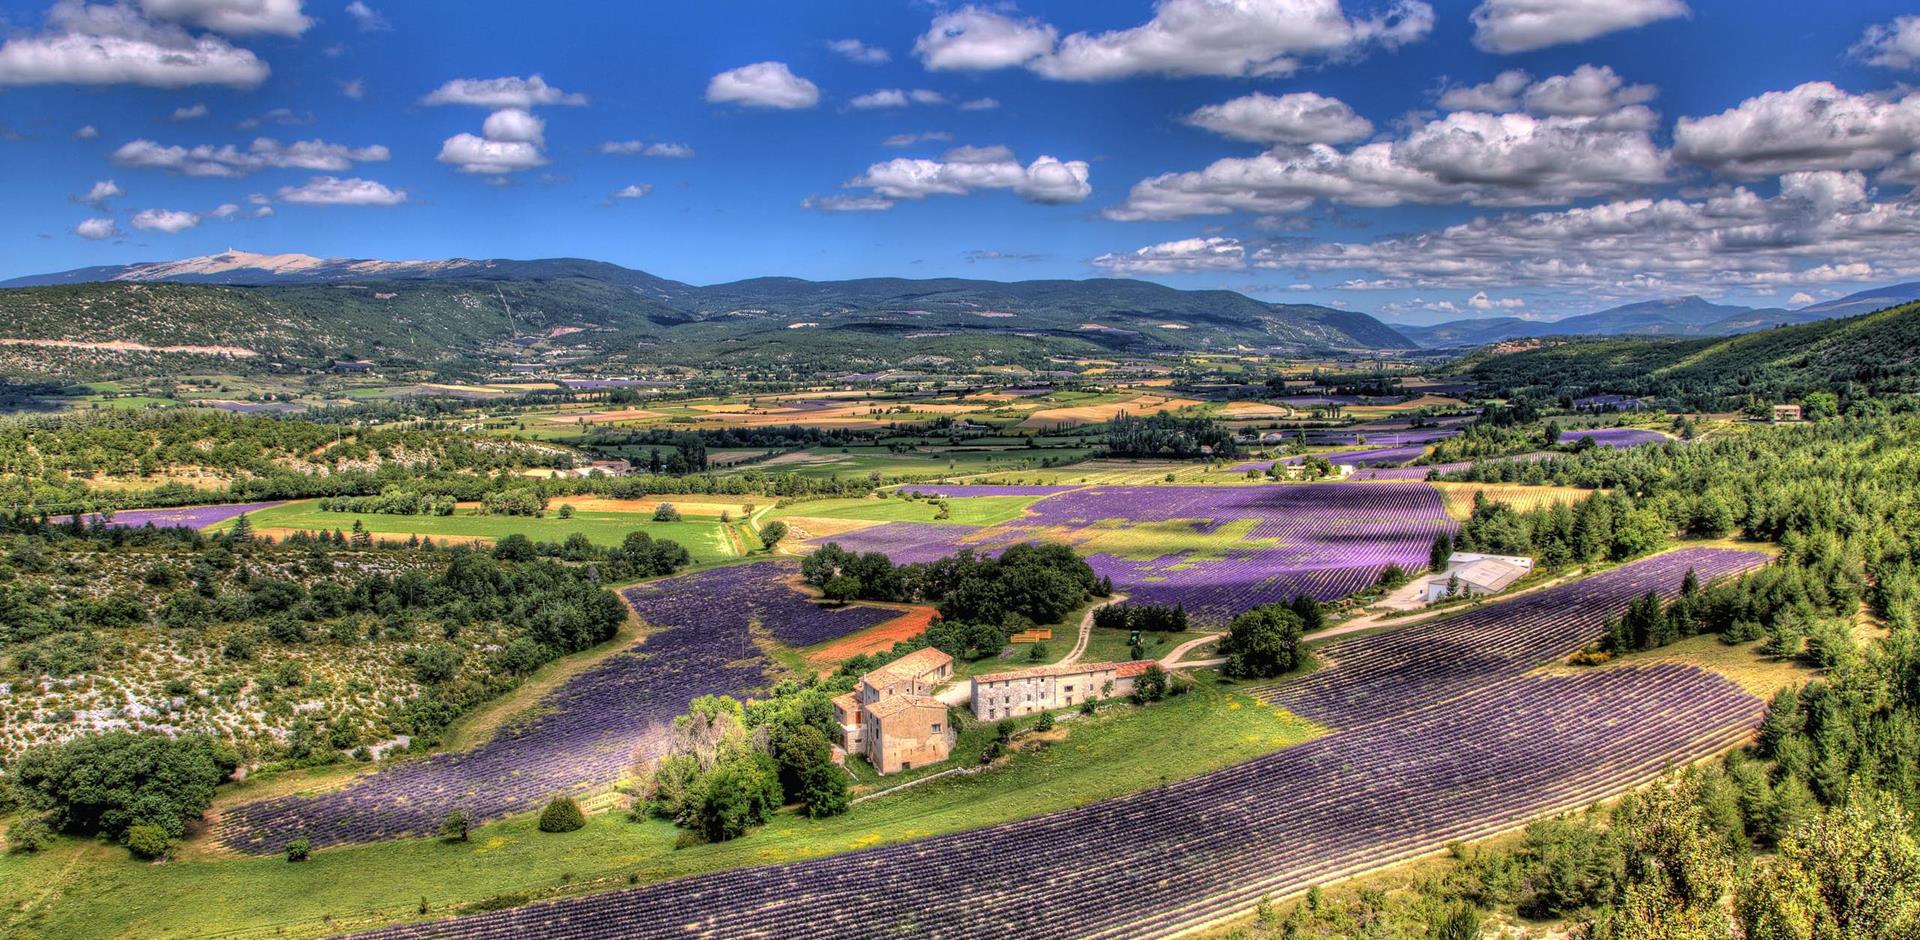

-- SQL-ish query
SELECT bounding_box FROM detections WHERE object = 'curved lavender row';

[348,552,1764,940]
[1561,428,1671,448]
[1256,547,1767,729]
[53,500,289,530]
[218,612,767,854]
[894,485,1081,498]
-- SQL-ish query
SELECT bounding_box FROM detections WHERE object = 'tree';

[285,837,311,862]
[13,732,236,845]
[1220,604,1306,679]
[1584,774,1736,940]
[758,520,788,550]
[557,504,575,519]
[1429,532,1454,572]
[652,502,682,522]
[1739,796,1920,940]
[438,809,471,843]
[823,574,861,605]
[492,533,536,562]
[538,795,586,833]
[229,512,253,543]
[694,754,781,842]
[1131,663,1170,702]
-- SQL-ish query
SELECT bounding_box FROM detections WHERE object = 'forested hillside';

[1465,302,1920,408]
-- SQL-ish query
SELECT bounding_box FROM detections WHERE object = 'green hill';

[1464,301,1920,408]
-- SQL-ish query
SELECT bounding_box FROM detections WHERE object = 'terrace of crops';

[785,482,1456,624]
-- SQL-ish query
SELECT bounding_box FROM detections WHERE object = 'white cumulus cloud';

[1673,82,1920,178]
[1185,91,1374,144]
[0,1,270,88]
[131,207,200,232]
[421,74,586,108]
[705,61,819,110]
[276,175,407,205]
[74,216,120,239]
[1470,0,1688,54]
[803,193,896,212]
[1852,16,1920,71]
[1092,236,1248,274]
[849,145,1091,205]
[344,0,388,32]
[138,0,310,36]
[113,136,390,176]
[599,140,694,158]
[75,178,122,210]
[916,0,1433,81]
[610,183,652,200]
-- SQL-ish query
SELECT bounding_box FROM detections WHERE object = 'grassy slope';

[227,501,738,562]
[1,677,1318,940]
[769,494,1042,527]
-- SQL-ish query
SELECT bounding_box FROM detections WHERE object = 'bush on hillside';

[539,795,586,833]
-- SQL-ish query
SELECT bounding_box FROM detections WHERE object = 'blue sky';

[3,1,1920,324]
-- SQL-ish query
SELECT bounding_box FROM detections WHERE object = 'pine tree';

[230,512,254,543]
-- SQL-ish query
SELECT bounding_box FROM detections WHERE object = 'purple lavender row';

[622,561,899,646]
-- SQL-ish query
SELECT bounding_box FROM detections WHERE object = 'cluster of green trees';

[637,688,849,843]
[1445,488,1680,569]
[1092,602,1191,633]
[317,487,458,516]
[7,732,238,859]
[800,542,1107,659]
[1101,412,1240,459]
[1219,602,1311,679]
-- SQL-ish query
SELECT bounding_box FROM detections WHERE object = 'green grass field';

[0,677,1320,940]
[222,501,741,563]
[770,494,1042,527]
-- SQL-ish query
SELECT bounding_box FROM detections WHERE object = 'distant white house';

[1423,552,1534,603]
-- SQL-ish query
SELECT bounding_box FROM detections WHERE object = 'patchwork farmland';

[345,550,1768,939]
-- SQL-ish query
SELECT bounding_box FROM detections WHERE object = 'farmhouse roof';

[865,694,943,721]
[863,647,952,687]
[1113,660,1158,678]
[973,661,1121,684]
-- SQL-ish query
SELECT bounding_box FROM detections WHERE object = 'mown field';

[220,500,746,562]
[0,677,1319,940]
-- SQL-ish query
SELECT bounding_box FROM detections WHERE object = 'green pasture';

[0,675,1317,940]
[219,501,740,563]
[770,493,1042,527]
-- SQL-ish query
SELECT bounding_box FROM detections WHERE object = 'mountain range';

[1398,285,1920,347]
[0,251,1412,381]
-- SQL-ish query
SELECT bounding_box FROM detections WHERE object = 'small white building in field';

[1423,553,1533,602]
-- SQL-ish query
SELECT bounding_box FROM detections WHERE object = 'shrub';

[125,823,173,860]
[538,796,586,833]
[438,809,470,843]
[1035,712,1056,732]
[6,817,52,854]
[652,503,681,522]
[285,837,311,862]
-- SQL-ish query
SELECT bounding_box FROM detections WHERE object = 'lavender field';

[217,563,892,854]
[350,549,1770,940]
[55,500,288,530]
[819,484,1455,624]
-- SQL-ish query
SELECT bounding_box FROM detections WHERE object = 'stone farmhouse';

[970,660,1157,721]
[832,647,954,774]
